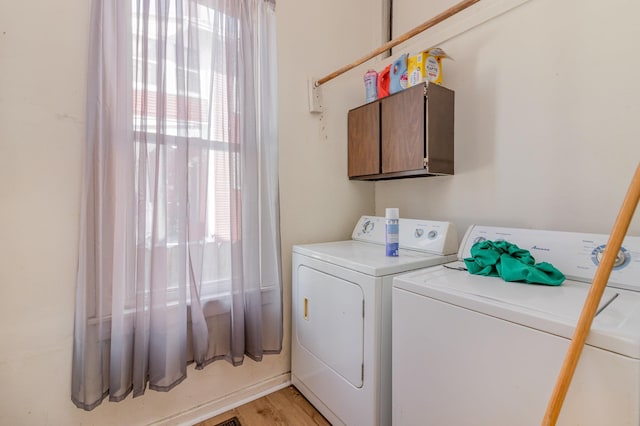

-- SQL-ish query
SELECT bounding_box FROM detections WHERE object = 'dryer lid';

[293,240,456,276]
[292,216,458,276]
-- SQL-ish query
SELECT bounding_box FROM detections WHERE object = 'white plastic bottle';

[385,208,399,257]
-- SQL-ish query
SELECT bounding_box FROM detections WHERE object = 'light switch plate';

[307,77,323,113]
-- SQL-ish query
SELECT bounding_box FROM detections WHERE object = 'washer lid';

[293,240,456,277]
[394,263,640,359]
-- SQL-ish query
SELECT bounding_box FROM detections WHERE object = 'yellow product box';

[407,48,450,86]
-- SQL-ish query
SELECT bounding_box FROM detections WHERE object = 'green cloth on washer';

[463,240,565,286]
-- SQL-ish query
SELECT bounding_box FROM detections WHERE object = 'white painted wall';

[0,0,375,424]
[5,0,634,424]
[375,0,640,237]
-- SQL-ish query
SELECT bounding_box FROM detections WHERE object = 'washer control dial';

[414,228,424,238]
[362,220,375,234]
[591,244,630,270]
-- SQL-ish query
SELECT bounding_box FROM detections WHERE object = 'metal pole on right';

[542,162,640,426]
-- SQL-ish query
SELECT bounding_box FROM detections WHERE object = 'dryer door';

[297,265,365,387]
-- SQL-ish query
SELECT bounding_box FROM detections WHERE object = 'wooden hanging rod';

[314,0,481,88]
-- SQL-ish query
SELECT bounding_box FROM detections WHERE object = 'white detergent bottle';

[385,208,399,257]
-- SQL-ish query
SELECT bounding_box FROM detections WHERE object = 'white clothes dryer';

[292,215,458,426]
[392,225,640,426]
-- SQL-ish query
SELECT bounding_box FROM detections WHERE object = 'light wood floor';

[194,385,330,426]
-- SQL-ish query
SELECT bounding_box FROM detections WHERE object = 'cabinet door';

[348,102,380,177]
[381,84,425,173]
[425,83,455,175]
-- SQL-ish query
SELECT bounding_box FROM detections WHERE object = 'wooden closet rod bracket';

[313,0,481,88]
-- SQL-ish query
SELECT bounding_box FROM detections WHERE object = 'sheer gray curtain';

[72,0,281,410]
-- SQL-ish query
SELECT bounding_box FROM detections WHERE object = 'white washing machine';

[392,225,640,426]
[291,215,458,426]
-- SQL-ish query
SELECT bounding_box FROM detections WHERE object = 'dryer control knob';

[362,220,375,234]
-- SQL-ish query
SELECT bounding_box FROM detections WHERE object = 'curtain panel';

[72,0,281,411]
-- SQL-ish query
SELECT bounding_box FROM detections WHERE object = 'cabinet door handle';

[303,297,309,320]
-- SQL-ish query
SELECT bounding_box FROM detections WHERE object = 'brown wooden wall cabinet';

[347,82,454,181]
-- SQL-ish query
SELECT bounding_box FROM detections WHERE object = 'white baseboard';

[149,373,292,426]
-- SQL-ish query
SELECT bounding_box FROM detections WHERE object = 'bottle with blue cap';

[385,208,399,257]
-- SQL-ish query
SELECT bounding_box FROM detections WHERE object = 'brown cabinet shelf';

[347,82,454,181]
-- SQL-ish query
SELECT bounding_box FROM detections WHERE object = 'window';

[132,2,235,247]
